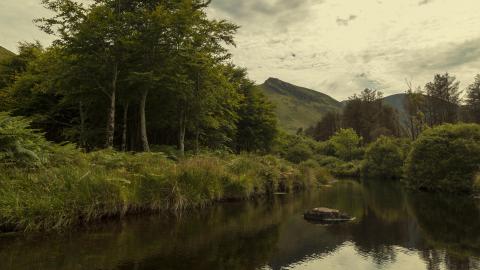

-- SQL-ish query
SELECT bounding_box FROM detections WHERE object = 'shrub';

[361,136,405,180]
[329,128,363,161]
[298,159,334,185]
[0,112,77,167]
[404,124,480,193]
[284,143,313,163]
[315,155,360,178]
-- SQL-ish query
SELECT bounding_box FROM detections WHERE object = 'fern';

[0,112,51,166]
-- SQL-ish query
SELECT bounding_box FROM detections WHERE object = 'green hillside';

[259,78,342,133]
[0,46,14,62]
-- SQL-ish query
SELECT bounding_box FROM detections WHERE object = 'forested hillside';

[259,78,342,133]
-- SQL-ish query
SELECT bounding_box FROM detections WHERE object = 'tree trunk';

[122,101,129,152]
[79,101,86,149]
[194,128,200,154]
[105,63,118,149]
[178,106,186,157]
[139,89,150,152]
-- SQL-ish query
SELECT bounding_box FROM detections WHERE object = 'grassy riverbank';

[0,151,332,232]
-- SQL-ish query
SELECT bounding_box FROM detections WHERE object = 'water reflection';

[0,180,479,270]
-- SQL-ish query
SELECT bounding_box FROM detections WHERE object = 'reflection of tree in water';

[1,181,479,270]
[0,198,301,270]
[361,179,408,223]
[324,180,417,267]
[408,192,480,270]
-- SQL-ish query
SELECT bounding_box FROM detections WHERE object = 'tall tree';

[342,88,400,143]
[424,73,461,126]
[236,83,278,153]
[404,82,426,140]
[306,111,341,141]
[465,74,480,123]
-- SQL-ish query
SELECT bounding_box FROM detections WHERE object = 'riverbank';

[0,151,332,232]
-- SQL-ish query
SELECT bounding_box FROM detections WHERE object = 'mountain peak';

[264,77,286,85]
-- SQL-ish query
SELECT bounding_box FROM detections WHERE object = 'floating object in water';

[304,207,354,224]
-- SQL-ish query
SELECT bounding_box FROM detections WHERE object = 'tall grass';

[0,151,332,232]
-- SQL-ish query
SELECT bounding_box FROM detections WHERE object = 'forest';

[0,0,479,233]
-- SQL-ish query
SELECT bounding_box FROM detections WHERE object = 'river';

[0,179,479,270]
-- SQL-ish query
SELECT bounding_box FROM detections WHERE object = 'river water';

[0,180,479,270]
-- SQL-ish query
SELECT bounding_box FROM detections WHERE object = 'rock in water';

[304,207,353,224]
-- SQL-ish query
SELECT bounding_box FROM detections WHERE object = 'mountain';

[0,46,14,62]
[259,78,342,133]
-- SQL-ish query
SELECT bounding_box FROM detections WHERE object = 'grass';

[0,151,332,232]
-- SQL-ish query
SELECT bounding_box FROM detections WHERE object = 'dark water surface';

[1,180,480,270]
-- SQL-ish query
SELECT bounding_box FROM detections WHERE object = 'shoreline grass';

[0,151,332,232]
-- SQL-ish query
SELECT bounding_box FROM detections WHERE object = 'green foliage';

[274,134,319,164]
[0,0,275,155]
[362,136,407,180]
[424,73,461,126]
[0,112,50,166]
[328,128,363,161]
[236,84,278,153]
[341,89,402,142]
[405,123,480,193]
[465,74,480,124]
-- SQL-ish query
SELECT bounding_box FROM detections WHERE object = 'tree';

[306,111,341,141]
[329,128,362,161]
[361,136,406,180]
[236,83,278,153]
[424,73,461,126]
[405,123,480,193]
[465,75,480,123]
[404,82,426,140]
[342,89,401,142]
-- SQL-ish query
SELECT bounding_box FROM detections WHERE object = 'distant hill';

[0,46,14,62]
[259,78,342,133]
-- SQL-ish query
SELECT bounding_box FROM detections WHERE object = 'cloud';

[212,0,316,18]
[210,0,324,29]
[399,38,480,76]
[418,0,434,6]
[336,15,358,26]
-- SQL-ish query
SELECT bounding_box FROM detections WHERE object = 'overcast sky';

[2,0,480,100]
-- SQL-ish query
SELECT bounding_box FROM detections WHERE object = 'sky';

[1,0,480,100]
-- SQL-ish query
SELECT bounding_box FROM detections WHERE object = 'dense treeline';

[307,73,480,143]
[306,88,401,143]
[0,0,277,155]
[297,73,480,194]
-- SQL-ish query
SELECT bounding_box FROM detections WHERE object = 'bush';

[274,134,316,163]
[404,124,480,193]
[315,155,360,177]
[298,159,334,185]
[329,128,363,161]
[285,143,313,163]
[0,112,77,167]
[361,136,405,180]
